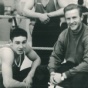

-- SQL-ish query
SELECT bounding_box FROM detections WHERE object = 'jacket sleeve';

[65,35,88,78]
[48,31,66,73]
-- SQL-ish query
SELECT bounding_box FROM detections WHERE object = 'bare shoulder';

[57,0,77,7]
[25,43,32,54]
[24,0,35,8]
[0,47,14,62]
[1,47,13,54]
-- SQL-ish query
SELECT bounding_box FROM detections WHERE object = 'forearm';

[4,79,26,88]
[47,8,64,17]
[65,61,88,78]
[48,56,62,73]
[23,9,41,19]
[28,57,41,77]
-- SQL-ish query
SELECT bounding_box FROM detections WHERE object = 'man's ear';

[9,40,13,45]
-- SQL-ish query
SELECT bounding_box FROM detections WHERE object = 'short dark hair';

[10,27,27,41]
[64,4,83,17]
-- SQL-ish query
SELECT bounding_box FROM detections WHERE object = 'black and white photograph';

[0,0,88,88]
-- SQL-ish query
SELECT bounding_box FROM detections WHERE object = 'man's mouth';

[18,49,23,52]
[70,23,76,27]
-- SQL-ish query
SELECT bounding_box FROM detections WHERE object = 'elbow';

[35,56,41,66]
[38,56,41,65]
[3,82,9,88]
[22,8,26,16]
[3,79,12,88]
[22,8,29,16]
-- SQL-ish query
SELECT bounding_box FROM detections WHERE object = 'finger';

[53,76,58,84]
[50,76,55,84]
[43,19,50,24]
[51,76,58,85]
[44,17,50,23]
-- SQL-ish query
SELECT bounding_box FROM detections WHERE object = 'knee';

[71,73,88,88]
[34,65,49,80]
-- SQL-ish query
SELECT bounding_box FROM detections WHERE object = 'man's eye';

[66,18,70,20]
[15,42,20,44]
[23,41,27,44]
[73,17,76,19]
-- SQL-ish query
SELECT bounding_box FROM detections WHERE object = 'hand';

[53,73,62,84]
[38,13,50,24]
[50,72,56,84]
[50,72,62,85]
[23,76,33,88]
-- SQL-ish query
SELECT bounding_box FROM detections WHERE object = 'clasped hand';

[50,72,62,85]
[38,13,50,24]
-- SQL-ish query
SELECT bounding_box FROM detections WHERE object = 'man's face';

[11,36,27,55]
[65,9,83,31]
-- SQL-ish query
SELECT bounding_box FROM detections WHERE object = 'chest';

[35,0,56,13]
[41,0,49,7]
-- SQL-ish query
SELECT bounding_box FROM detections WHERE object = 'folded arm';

[23,45,41,86]
[1,47,26,88]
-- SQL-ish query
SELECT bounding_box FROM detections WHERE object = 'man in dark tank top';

[0,27,41,88]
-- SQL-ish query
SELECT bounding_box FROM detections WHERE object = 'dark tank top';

[12,51,25,81]
[32,0,61,47]
[35,0,60,25]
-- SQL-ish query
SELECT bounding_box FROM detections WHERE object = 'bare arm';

[22,0,49,23]
[1,47,26,88]
[47,0,77,17]
[23,0,40,18]
[22,45,41,87]
[26,46,41,78]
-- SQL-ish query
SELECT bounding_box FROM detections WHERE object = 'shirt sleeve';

[48,31,66,73]
[65,35,88,78]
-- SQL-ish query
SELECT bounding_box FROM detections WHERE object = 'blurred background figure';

[0,0,4,15]
[13,0,33,47]
[78,0,88,24]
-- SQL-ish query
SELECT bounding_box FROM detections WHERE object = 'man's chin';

[17,51,24,55]
[70,27,77,31]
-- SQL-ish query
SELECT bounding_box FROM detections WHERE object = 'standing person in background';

[78,0,88,24]
[22,0,71,65]
[0,28,41,88]
[13,0,33,47]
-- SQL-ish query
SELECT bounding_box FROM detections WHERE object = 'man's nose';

[70,18,74,23]
[19,44,23,48]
